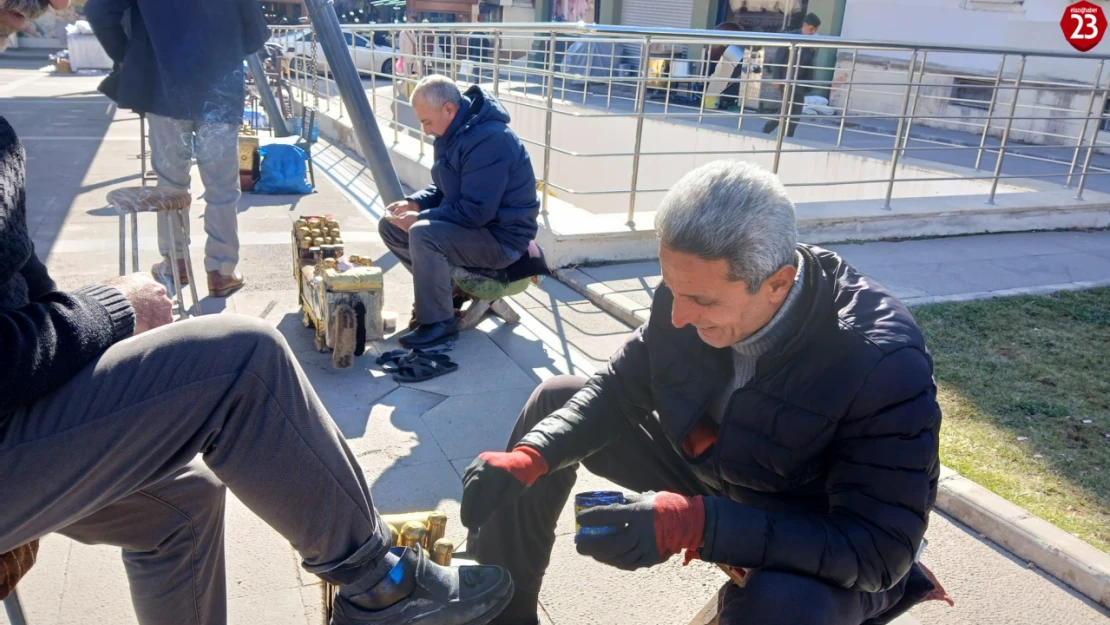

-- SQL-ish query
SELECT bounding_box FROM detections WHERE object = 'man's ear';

[761,264,797,304]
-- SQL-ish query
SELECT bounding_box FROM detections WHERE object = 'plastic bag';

[253,144,313,195]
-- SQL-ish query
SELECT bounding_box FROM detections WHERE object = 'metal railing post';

[882,50,919,211]
[627,36,652,226]
[1075,85,1107,200]
[583,40,594,104]
[493,33,502,95]
[1068,60,1105,186]
[451,32,459,82]
[737,47,750,129]
[987,55,1026,204]
[899,51,927,158]
[391,30,399,145]
[542,31,557,216]
[607,41,617,108]
[975,55,1007,171]
[247,52,292,137]
[771,45,798,174]
[664,45,675,114]
[301,0,404,204]
[837,49,858,147]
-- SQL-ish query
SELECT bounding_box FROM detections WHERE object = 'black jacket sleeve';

[1,280,135,412]
[517,323,655,470]
[698,347,941,592]
[85,0,132,64]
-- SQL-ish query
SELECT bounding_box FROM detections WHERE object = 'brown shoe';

[207,271,246,297]
[151,259,190,286]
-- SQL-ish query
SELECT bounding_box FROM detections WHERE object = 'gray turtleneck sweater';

[708,252,806,424]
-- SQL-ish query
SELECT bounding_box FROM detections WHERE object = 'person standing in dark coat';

[762,11,821,138]
[86,0,270,298]
[459,160,951,625]
[380,77,540,349]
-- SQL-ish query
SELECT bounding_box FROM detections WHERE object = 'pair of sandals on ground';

[377,291,470,383]
[375,345,457,383]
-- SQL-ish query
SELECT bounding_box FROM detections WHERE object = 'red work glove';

[575,492,705,570]
[460,447,548,529]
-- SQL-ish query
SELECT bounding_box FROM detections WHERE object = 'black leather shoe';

[331,546,514,625]
[399,319,458,349]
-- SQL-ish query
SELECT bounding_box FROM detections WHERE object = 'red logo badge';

[1062,1,1107,52]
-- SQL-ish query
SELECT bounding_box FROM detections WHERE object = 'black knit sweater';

[0,116,135,424]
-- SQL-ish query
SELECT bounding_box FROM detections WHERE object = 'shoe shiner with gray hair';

[460,160,953,625]
[379,75,541,351]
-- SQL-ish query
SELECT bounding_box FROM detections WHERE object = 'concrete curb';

[901,279,1110,307]
[938,467,1110,608]
[555,268,1110,610]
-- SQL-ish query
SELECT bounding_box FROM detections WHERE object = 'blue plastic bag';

[254,144,313,195]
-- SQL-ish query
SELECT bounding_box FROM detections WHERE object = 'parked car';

[282,30,395,77]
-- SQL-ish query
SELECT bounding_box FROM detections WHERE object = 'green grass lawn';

[913,287,1110,553]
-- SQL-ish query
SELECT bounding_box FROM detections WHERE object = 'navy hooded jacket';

[86,0,267,125]
[408,86,540,254]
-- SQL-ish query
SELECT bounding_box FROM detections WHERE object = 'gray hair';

[412,75,463,109]
[655,161,798,293]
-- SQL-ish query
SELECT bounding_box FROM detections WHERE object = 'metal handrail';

[269,22,1110,224]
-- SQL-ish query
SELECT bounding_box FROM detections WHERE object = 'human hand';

[385,199,417,215]
[460,447,548,529]
[105,273,174,335]
[575,491,705,571]
[386,210,419,232]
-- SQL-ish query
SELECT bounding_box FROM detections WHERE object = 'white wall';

[841,0,1107,84]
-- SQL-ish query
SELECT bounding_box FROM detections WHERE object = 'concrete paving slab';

[54,542,134,625]
[6,536,69,625]
[419,387,536,462]
[511,279,592,310]
[579,261,663,292]
[391,330,536,397]
[512,298,633,368]
[540,533,727,625]
[228,587,312,625]
[339,402,450,469]
[223,495,303,600]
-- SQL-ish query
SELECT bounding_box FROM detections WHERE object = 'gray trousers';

[148,114,242,276]
[0,316,393,625]
[378,218,518,325]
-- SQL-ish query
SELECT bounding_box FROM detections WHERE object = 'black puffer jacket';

[407,86,539,254]
[519,244,941,593]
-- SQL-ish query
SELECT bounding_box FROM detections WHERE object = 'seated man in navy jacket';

[460,161,951,625]
[380,76,540,349]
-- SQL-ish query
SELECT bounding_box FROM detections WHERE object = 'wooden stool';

[107,187,199,319]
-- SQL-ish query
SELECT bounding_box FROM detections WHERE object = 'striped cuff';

[76,284,135,344]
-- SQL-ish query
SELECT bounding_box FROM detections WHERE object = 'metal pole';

[493,32,502,95]
[975,55,1006,171]
[4,588,28,625]
[451,31,459,82]
[542,32,557,216]
[881,50,919,210]
[302,0,404,204]
[1075,86,1107,200]
[247,52,291,137]
[986,55,1026,204]
[837,49,857,146]
[1068,60,1105,186]
[627,36,651,226]
[899,50,927,158]
[771,45,798,174]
